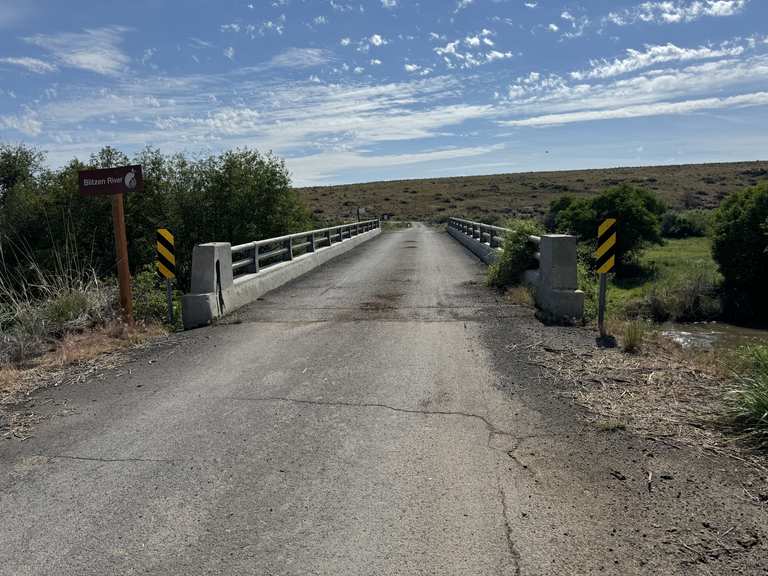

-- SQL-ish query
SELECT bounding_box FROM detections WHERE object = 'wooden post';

[111,193,133,324]
[598,273,607,338]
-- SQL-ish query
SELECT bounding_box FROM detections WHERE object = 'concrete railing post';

[534,235,584,320]
[183,242,234,329]
[309,232,316,253]
[251,244,260,273]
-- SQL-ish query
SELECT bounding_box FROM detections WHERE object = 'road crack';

[498,481,522,576]
[48,455,174,464]
[225,395,515,439]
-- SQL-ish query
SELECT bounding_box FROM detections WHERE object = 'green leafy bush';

[487,219,544,288]
[712,182,768,323]
[132,267,171,325]
[548,184,665,271]
[660,210,713,238]
[577,260,599,322]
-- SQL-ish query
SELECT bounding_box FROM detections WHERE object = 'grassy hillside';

[297,161,768,225]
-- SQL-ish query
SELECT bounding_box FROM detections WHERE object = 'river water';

[661,322,768,351]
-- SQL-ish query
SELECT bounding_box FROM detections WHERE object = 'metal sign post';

[595,218,617,338]
[78,165,144,325]
[156,228,176,325]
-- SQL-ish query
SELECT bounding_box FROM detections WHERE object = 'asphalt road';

[1,223,766,575]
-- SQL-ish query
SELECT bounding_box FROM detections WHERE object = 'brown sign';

[78,165,144,196]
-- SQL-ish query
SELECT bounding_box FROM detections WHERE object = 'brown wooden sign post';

[78,165,144,324]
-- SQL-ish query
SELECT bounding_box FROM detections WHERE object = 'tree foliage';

[712,181,768,323]
[0,144,311,290]
[547,184,665,270]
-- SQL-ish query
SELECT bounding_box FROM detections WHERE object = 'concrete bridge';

[1,223,762,575]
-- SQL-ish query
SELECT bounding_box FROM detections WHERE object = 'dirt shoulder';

[480,306,767,575]
[1,323,170,441]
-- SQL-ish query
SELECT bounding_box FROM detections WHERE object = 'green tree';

[712,181,768,323]
[0,145,312,291]
[549,184,665,270]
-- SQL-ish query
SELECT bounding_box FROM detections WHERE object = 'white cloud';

[571,42,745,80]
[289,144,503,184]
[340,37,351,46]
[0,56,57,74]
[455,0,473,13]
[23,26,131,76]
[606,0,749,26]
[548,23,559,32]
[381,0,397,8]
[1,110,42,136]
[369,34,386,47]
[265,48,332,69]
[502,92,768,126]
[224,46,235,60]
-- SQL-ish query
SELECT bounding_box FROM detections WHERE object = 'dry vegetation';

[297,161,768,223]
[525,330,768,485]
[0,321,165,440]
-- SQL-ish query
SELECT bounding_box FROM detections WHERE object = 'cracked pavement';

[1,223,766,575]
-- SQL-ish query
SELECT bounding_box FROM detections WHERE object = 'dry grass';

[524,331,768,476]
[297,161,768,224]
[621,319,647,353]
[505,286,535,307]
[1,322,166,422]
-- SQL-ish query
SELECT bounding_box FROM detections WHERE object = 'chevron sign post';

[596,218,617,338]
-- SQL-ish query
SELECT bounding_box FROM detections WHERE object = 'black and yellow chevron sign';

[596,218,617,274]
[156,228,176,280]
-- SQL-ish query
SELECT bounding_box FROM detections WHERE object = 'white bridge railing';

[447,217,541,260]
[182,219,381,328]
[230,220,379,278]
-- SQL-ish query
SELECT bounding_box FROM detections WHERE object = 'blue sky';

[0,0,766,185]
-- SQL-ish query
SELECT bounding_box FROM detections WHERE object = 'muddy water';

[661,322,768,351]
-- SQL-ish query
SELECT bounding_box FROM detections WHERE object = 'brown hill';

[297,161,768,225]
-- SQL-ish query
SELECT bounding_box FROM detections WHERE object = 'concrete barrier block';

[539,235,578,290]
[190,243,233,294]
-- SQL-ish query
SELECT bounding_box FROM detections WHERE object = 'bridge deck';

[1,224,763,575]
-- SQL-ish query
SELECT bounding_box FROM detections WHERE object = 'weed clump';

[487,219,544,288]
[727,344,768,447]
[621,319,646,353]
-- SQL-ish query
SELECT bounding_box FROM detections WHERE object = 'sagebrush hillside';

[297,161,768,224]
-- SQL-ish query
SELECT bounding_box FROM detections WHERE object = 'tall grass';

[0,232,117,365]
[727,345,768,447]
[622,319,646,353]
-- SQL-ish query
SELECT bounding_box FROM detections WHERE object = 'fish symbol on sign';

[124,169,137,190]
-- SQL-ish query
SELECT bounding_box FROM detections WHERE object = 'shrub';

[638,269,722,322]
[727,344,768,447]
[487,219,544,288]
[660,210,712,238]
[712,182,768,323]
[577,259,599,322]
[132,266,181,326]
[548,184,665,271]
